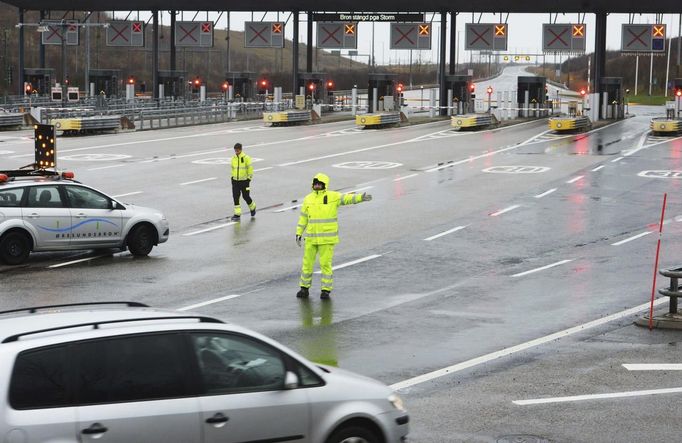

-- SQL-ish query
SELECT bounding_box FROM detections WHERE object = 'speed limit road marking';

[638,170,682,179]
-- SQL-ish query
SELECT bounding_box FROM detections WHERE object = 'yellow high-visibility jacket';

[231,152,253,181]
[296,173,363,245]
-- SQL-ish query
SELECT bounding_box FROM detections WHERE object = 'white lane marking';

[511,259,573,277]
[254,166,273,172]
[88,164,126,171]
[141,149,229,163]
[591,165,605,172]
[623,364,682,371]
[48,255,110,268]
[111,191,143,198]
[274,204,302,213]
[513,386,682,406]
[178,294,242,311]
[490,205,520,217]
[611,156,624,163]
[394,173,418,182]
[182,222,236,236]
[534,188,557,198]
[180,177,217,186]
[424,226,467,241]
[347,186,373,194]
[624,133,682,157]
[314,254,382,273]
[611,231,652,246]
[48,252,128,268]
[426,144,525,172]
[566,175,584,184]
[278,140,410,167]
[390,297,668,391]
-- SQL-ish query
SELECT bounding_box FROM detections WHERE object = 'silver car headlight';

[388,393,407,412]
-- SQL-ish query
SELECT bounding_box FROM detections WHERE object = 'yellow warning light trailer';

[548,115,591,132]
[355,112,402,128]
[263,110,311,126]
[650,118,682,135]
[451,114,495,130]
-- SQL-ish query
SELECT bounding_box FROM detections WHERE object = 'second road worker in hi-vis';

[230,142,256,221]
[296,173,372,300]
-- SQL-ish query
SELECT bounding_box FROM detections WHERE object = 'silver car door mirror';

[284,371,299,389]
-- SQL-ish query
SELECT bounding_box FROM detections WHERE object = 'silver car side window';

[191,333,286,395]
[27,186,64,208]
[65,186,110,210]
[0,188,23,207]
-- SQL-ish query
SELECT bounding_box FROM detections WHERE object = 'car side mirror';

[284,371,299,390]
[111,200,125,210]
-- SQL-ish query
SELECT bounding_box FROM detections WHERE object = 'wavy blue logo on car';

[38,218,119,233]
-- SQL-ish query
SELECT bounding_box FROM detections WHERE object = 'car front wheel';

[0,232,31,265]
[326,426,380,443]
[127,225,155,257]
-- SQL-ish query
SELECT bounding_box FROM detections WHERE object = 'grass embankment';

[627,95,668,105]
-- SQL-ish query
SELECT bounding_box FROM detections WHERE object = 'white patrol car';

[0,169,169,265]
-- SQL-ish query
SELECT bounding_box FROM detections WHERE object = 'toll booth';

[368,73,398,113]
[23,68,54,96]
[600,77,623,119]
[158,70,186,99]
[226,72,256,101]
[517,76,547,117]
[297,72,328,104]
[89,69,120,98]
[444,75,473,114]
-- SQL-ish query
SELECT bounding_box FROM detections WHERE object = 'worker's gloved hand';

[362,192,373,202]
[296,235,302,247]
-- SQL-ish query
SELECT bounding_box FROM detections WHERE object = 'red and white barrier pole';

[649,193,668,330]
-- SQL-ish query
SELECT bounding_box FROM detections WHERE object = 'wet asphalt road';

[2,104,682,442]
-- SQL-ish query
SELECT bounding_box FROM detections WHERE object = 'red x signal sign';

[272,23,283,34]
[495,24,506,37]
[201,22,212,33]
[653,25,665,37]
[572,25,584,37]
[418,24,430,36]
[344,24,355,36]
[132,22,143,33]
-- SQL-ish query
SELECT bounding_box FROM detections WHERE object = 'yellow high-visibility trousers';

[299,242,335,291]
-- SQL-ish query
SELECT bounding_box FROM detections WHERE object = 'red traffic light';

[580,88,587,96]
[128,76,135,84]
[222,81,229,91]
[24,83,32,93]
[676,89,682,97]
[486,86,493,95]
[260,80,268,87]
[469,83,475,92]
[308,82,315,91]
[193,78,201,86]
[397,83,404,92]
[327,80,334,88]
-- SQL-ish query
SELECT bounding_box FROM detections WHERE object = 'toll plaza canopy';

[2,0,681,12]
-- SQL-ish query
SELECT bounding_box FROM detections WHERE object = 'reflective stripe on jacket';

[231,152,253,181]
[296,190,363,245]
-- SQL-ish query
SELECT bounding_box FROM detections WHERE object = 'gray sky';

[124,11,682,66]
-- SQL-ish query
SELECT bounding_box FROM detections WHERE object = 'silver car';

[0,302,409,442]
[0,171,169,265]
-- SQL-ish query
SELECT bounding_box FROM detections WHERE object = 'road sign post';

[389,23,431,50]
[542,23,586,53]
[487,86,493,112]
[621,24,666,53]
[244,22,284,48]
[465,23,507,51]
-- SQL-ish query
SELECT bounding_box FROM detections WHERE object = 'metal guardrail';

[0,113,25,127]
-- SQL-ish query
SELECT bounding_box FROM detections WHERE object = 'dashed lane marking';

[511,259,573,277]
[424,226,467,241]
[623,364,682,370]
[180,177,217,186]
[513,386,682,406]
[314,254,382,273]
[534,188,557,198]
[182,222,237,236]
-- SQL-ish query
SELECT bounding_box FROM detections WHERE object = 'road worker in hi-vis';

[295,173,372,299]
[230,142,256,221]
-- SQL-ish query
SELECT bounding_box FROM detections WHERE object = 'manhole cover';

[496,435,550,443]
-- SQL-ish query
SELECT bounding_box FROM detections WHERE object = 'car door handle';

[76,213,87,218]
[81,423,108,435]
[205,413,229,424]
[28,213,40,218]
